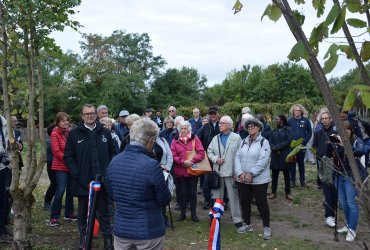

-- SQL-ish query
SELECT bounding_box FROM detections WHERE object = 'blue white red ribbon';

[208,199,224,250]
[85,181,101,247]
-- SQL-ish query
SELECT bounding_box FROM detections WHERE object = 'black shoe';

[191,215,199,222]
[202,201,210,210]
[104,236,114,250]
[177,214,186,221]
[224,203,229,211]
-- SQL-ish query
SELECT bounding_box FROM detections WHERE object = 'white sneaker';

[263,227,271,240]
[236,224,253,234]
[325,216,335,228]
[337,226,349,234]
[346,229,356,242]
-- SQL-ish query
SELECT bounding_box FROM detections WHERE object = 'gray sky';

[51,0,361,86]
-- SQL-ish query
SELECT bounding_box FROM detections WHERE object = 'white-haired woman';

[170,120,205,222]
[100,117,121,155]
[119,114,141,152]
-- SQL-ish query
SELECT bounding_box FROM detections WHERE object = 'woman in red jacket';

[49,112,76,226]
[170,120,205,222]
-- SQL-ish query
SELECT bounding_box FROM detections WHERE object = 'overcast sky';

[51,0,361,86]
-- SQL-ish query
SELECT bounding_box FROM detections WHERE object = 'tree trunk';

[275,0,370,232]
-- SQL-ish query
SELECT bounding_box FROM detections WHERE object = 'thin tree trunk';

[274,0,370,232]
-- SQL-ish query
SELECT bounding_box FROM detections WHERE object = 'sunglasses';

[209,112,217,115]
[168,110,175,112]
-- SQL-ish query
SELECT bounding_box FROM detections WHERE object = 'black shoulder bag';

[208,135,221,189]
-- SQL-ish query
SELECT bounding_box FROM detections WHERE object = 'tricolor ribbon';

[85,180,101,248]
[208,199,224,250]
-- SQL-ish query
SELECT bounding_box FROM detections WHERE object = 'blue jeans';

[0,167,10,234]
[51,171,74,219]
[290,150,306,184]
[336,175,359,231]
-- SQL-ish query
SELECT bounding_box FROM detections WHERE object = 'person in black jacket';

[268,115,293,200]
[199,106,220,209]
[64,104,115,250]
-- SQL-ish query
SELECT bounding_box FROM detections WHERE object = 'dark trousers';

[202,174,211,203]
[316,159,322,187]
[0,167,10,234]
[177,176,198,216]
[290,150,306,184]
[77,190,112,239]
[44,162,57,205]
[238,182,270,227]
[322,183,337,218]
[51,171,74,219]
[271,169,290,195]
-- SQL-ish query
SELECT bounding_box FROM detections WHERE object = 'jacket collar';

[125,144,152,157]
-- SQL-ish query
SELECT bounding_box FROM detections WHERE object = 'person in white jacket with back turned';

[234,117,272,240]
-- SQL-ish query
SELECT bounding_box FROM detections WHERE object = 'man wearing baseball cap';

[115,110,130,141]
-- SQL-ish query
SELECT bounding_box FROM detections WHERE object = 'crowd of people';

[0,102,368,249]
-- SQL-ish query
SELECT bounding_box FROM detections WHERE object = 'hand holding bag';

[186,139,212,176]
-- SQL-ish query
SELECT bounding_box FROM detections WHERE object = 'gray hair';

[130,118,159,145]
[174,116,184,126]
[242,106,251,114]
[163,116,174,124]
[241,114,254,126]
[317,108,331,121]
[97,105,108,113]
[177,120,192,134]
[244,117,263,131]
[220,115,233,128]
[126,114,141,128]
[290,104,308,116]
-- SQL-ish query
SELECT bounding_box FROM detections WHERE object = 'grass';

[1,163,368,249]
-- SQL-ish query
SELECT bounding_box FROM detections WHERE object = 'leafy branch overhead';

[342,84,370,111]
[235,0,370,74]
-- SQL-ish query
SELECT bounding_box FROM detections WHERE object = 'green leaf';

[291,138,303,148]
[353,84,370,91]
[342,89,356,111]
[324,3,340,26]
[346,18,367,28]
[286,146,301,162]
[312,0,326,17]
[331,6,346,34]
[309,23,328,50]
[361,92,370,109]
[346,0,361,13]
[261,4,271,21]
[261,4,282,22]
[232,0,243,14]
[323,44,339,73]
[294,0,305,4]
[338,45,354,59]
[288,41,309,61]
[360,41,370,61]
[293,10,305,26]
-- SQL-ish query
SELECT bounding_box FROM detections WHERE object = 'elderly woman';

[159,116,176,144]
[235,118,272,239]
[119,114,141,152]
[105,118,171,249]
[171,120,205,222]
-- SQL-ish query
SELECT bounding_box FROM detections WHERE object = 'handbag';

[318,156,334,186]
[186,139,212,176]
[208,135,222,189]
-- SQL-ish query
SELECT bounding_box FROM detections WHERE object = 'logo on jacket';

[102,135,107,143]
[78,140,84,144]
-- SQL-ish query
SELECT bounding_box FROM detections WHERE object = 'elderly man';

[144,108,153,118]
[207,116,244,233]
[64,104,115,250]
[115,110,130,141]
[168,106,177,119]
[106,118,171,250]
[189,108,202,136]
[97,105,109,121]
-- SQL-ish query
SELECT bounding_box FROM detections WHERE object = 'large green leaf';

[346,18,367,28]
[312,0,326,17]
[361,92,370,109]
[346,0,361,13]
[360,41,370,61]
[261,3,282,22]
[353,84,370,91]
[324,3,340,26]
[331,6,346,34]
[342,89,356,111]
[288,41,309,61]
[338,45,354,59]
[291,138,303,148]
[323,44,339,73]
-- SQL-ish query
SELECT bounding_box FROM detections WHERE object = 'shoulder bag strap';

[216,135,221,171]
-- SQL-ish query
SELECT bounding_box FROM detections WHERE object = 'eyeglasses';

[209,112,217,115]
[294,109,301,112]
[247,125,256,130]
[321,117,330,120]
[168,110,175,113]
[83,112,96,117]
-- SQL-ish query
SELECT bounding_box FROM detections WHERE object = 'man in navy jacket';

[105,118,171,249]
[64,104,115,250]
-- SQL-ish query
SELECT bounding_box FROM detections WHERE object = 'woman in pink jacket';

[49,112,76,226]
[171,120,205,222]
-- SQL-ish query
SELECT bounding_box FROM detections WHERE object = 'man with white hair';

[189,108,202,136]
[235,106,252,133]
[97,105,109,121]
[207,116,244,233]
[168,106,177,119]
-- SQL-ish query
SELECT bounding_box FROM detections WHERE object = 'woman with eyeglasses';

[170,120,205,222]
[234,118,272,239]
[159,116,176,144]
